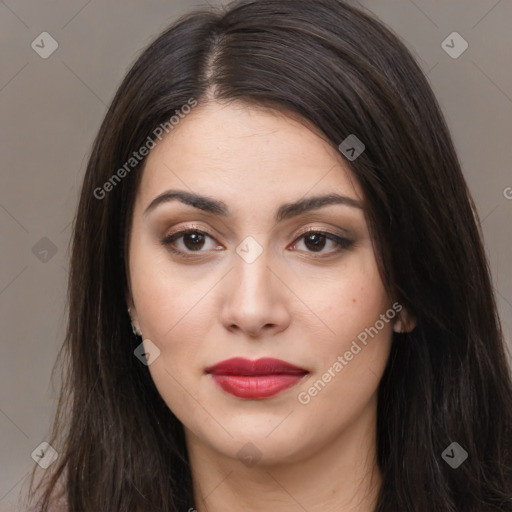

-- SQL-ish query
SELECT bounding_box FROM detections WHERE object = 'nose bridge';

[232,235,274,298]
[219,235,290,335]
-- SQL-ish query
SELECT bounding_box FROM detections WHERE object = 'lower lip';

[210,374,307,399]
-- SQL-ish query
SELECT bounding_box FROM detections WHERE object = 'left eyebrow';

[143,189,364,221]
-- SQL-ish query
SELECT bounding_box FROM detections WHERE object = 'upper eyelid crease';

[143,189,364,221]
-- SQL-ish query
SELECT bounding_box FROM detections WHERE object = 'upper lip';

[205,357,308,376]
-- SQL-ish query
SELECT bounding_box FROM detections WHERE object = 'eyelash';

[160,226,354,260]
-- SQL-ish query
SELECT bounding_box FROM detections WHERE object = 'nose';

[218,248,291,338]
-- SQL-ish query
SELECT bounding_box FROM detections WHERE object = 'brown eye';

[292,230,354,255]
[161,229,220,256]
[181,232,206,251]
[303,232,327,252]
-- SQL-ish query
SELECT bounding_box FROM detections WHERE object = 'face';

[127,100,402,466]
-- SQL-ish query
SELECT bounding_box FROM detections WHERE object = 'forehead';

[136,101,364,213]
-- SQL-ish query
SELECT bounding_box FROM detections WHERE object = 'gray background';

[1,0,511,509]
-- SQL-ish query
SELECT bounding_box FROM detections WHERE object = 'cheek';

[298,248,391,345]
[131,260,214,423]
[129,243,218,405]
[295,248,393,395]
[130,235,213,338]
[296,301,393,434]
[133,275,213,372]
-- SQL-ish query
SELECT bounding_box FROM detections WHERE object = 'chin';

[195,419,314,466]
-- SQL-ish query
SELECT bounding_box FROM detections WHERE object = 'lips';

[205,357,308,399]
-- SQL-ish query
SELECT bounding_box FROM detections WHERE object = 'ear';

[126,292,142,336]
[126,291,134,312]
[393,308,417,333]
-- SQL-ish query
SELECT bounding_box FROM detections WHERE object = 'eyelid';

[162,221,349,238]
[162,222,214,238]
[292,225,350,239]
[161,224,349,244]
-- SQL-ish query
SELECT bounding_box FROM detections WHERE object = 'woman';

[28,0,512,511]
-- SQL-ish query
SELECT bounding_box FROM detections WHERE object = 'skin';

[126,100,415,512]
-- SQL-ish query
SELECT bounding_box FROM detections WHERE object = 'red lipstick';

[205,357,308,399]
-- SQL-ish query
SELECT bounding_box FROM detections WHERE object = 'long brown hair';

[29,1,512,510]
